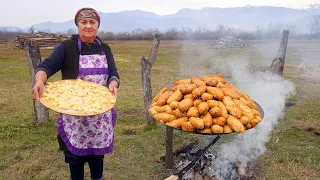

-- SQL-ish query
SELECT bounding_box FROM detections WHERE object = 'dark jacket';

[36,34,120,87]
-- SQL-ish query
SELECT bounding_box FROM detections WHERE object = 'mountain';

[1,6,320,34]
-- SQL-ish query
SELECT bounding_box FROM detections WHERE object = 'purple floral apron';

[57,37,116,156]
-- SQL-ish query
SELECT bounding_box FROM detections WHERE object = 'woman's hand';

[32,71,48,100]
[108,80,118,97]
[32,80,45,100]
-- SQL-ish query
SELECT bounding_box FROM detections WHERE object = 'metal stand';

[165,126,221,177]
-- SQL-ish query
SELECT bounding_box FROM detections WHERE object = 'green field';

[0,40,319,180]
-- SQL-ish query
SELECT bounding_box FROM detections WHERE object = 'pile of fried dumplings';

[148,74,262,134]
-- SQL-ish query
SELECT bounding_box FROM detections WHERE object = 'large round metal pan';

[166,101,264,135]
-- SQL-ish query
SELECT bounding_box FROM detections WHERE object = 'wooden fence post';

[25,40,49,124]
[141,34,161,125]
[165,126,174,169]
[270,30,289,75]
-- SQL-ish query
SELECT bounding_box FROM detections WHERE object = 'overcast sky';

[1,0,319,27]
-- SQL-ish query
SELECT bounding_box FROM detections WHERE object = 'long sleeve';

[35,43,65,78]
[105,49,120,87]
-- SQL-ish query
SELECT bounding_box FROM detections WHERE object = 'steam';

[210,59,295,179]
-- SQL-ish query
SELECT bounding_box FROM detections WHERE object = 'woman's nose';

[85,23,92,28]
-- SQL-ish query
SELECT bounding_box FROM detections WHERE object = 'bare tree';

[163,27,178,40]
[66,28,76,35]
[310,15,320,37]
[0,27,10,38]
[28,25,36,34]
[141,34,161,125]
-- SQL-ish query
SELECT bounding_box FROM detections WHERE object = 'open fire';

[170,138,258,180]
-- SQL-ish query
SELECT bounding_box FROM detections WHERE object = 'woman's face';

[78,18,98,42]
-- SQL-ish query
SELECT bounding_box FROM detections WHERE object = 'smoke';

[177,42,295,179]
[209,59,295,179]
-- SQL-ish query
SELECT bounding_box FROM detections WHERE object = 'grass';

[0,40,320,180]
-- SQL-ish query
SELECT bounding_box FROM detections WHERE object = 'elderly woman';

[32,7,119,180]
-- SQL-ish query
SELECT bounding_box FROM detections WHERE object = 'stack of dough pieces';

[39,79,116,116]
[148,74,262,134]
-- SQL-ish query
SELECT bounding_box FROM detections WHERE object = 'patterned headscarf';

[75,7,100,27]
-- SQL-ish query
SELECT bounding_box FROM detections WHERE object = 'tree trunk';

[270,30,289,75]
[141,34,161,125]
[25,40,49,124]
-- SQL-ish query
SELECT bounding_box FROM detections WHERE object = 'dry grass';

[0,40,319,180]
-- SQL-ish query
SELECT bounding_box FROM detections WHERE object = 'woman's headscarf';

[75,7,100,27]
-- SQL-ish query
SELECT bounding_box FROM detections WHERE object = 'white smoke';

[177,42,295,179]
[210,59,295,179]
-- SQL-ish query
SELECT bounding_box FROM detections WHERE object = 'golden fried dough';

[241,93,258,110]
[154,113,176,123]
[227,115,245,133]
[152,88,168,103]
[201,112,213,128]
[177,98,194,112]
[246,123,252,130]
[189,117,205,129]
[201,76,219,86]
[206,87,224,100]
[255,116,262,123]
[201,92,214,101]
[181,121,195,132]
[223,96,242,118]
[221,87,241,99]
[251,109,261,117]
[170,101,179,109]
[208,74,226,81]
[239,116,249,125]
[187,107,200,117]
[171,109,185,118]
[148,106,158,115]
[212,116,226,126]
[166,117,188,128]
[184,94,195,100]
[216,81,227,88]
[154,105,172,114]
[198,102,210,115]
[198,128,212,134]
[207,100,219,108]
[175,78,192,85]
[167,90,183,104]
[237,100,254,121]
[223,124,233,133]
[193,99,203,107]
[172,84,183,92]
[180,84,197,94]
[192,85,206,98]
[191,77,206,87]
[218,101,229,118]
[211,125,224,133]
[156,91,173,106]
[209,107,222,117]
